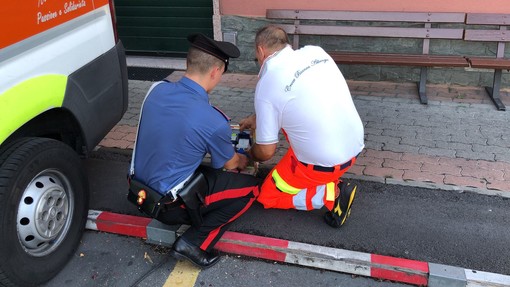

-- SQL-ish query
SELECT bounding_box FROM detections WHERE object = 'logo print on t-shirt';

[285,58,329,92]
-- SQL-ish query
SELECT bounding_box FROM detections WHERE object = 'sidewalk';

[99,71,510,198]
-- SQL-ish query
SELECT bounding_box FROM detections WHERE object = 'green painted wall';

[116,0,213,55]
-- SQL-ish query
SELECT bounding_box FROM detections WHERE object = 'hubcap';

[17,170,74,257]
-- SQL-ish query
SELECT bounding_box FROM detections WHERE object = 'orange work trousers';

[257,147,356,210]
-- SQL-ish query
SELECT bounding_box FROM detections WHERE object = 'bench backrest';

[464,13,509,58]
[267,10,466,54]
[267,10,466,23]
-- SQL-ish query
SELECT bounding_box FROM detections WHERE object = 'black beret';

[187,33,240,72]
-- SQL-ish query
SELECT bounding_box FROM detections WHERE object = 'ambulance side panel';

[0,4,128,152]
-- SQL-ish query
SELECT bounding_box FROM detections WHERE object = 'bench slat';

[280,24,464,39]
[267,10,466,23]
[466,13,510,25]
[464,30,510,42]
[329,52,469,67]
[467,57,510,69]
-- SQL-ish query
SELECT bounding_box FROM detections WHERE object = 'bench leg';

[418,67,428,105]
[485,69,506,111]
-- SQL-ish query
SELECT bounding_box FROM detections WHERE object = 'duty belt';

[165,173,193,201]
[299,157,355,173]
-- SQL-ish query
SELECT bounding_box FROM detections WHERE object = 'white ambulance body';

[0,1,128,285]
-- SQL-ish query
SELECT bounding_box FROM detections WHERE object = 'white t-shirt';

[255,45,365,166]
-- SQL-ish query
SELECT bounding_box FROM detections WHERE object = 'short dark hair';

[186,47,225,74]
[255,25,290,51]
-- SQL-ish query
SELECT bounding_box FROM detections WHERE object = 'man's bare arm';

[249,142,277,162]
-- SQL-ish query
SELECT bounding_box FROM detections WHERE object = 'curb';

[86,210,510,287]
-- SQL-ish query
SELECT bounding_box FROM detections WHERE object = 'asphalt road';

[45,149,510,286]
[44,231,409,287]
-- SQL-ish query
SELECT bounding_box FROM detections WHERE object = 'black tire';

[0,138,89,287]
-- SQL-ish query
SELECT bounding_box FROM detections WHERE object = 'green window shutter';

[115,0,213,55]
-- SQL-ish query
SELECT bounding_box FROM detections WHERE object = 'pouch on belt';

[127,172,207,226]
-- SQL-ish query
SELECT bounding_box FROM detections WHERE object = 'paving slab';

[98,70,510,197]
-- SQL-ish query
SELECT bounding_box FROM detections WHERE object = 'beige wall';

[220,0,510,17]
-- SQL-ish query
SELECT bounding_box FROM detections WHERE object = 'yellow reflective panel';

[326,182,335,201]
[0,75,67,144]
[271,169,301,194]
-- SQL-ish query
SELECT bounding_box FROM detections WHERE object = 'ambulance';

[0,0,128,285]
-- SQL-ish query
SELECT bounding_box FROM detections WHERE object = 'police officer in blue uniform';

[131,34,260,268]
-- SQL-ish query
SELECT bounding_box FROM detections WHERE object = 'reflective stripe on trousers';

[272,169,336,210]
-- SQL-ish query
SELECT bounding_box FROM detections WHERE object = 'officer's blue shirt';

[133,77,234,194]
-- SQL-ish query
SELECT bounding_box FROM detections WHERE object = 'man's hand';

[236,152,250,171]
[239,114,256,131]
[223,152,250,171]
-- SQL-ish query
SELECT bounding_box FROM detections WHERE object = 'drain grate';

[128,67,174,81]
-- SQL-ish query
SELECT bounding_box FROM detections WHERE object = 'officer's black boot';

[171,237,220,268]
[324,181,358,228]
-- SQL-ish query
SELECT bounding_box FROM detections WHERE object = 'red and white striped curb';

[86,210,510,287]
[216,231,429,285]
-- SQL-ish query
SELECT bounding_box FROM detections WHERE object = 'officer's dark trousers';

[156,165,260,252]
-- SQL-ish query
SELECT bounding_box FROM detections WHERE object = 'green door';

[115,0,213,56]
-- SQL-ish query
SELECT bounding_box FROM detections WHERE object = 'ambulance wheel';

[0,137,89,286]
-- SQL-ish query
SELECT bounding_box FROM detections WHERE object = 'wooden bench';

[266,10,469,104]
[464,13,510,111]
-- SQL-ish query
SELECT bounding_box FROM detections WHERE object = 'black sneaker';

[324,181,358,228]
